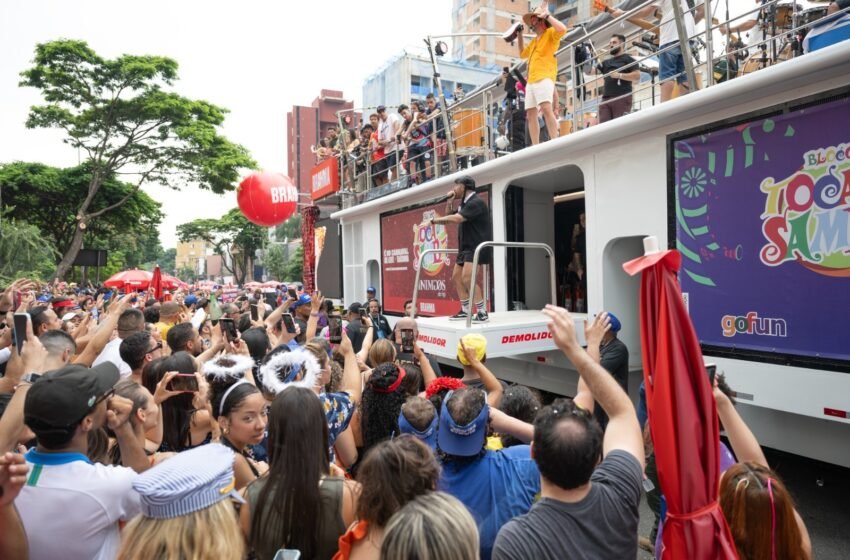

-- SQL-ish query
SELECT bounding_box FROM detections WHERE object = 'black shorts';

[456,248,492,266]
[371,157,388,177]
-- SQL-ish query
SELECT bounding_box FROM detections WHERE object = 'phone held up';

[328,314,343,344]
[280,313,297,334]
[220,318,238,343]
[250,303,259,322]
[13,313,30,355]
[168,373,199,393]
[401,328,415,353]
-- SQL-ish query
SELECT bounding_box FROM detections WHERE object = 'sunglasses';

[146,342,163,354]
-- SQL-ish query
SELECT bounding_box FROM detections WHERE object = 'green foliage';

[176,266,196,283]
[274,214,302,242]
[264,244,287,282]
[282,245,304,282]
[160,248,177,274]
[99,249,128,280]
[18,39,256,278]
[177,208,266,285]
[0,219,58,284]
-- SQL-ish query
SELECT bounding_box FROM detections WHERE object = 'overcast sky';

[0,0,454,248]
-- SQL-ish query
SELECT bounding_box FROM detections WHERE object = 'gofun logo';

[721,312,787,338]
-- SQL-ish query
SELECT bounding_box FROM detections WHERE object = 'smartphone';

[401,328,415,353]
[328,314,343,344]
[288,288,297,300]
[706,363,717,384]
[273,550,301,560]
[167,373,199,392]
[359,308,368,320]
[250,304,259,321]
[280,313,297,334]
[13,313,29,355]
[220,318,237,342]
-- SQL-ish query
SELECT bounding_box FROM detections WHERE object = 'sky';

[0,0,455,248]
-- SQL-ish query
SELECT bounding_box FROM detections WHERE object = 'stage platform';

[415,310,588,361]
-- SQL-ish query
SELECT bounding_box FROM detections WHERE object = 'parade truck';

[330,43,850,467]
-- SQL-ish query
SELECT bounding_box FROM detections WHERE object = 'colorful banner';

[380,192,491,316]
[673,95,850,363]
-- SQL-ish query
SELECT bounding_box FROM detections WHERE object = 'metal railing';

[466,241,557,328]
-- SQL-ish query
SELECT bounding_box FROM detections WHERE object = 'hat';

[366,287,376,294]
[290,294,312,310]
[437,392,489,456]
[36,295,51,302]
[25,363,120,429]
[457,333,487,366]
[522,7,552,28]
[398,410,438,448]
[132,443,245,519]
[61,311,80,322]
[348,301,363,314]
[455,175,476,190]
[184,294,198,306]
[376,105,387,113]
[607,312,622,333]
[502,22,524,42]
[51,298,76,310]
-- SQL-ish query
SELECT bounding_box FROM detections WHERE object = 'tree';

[283,245,304,282]
[274,214,302,242]
[177,208,266,286]
[0,162,164,264]
[160,248,177,274]
[0,218,58,284]
[19,40,255,279]
[264,244,287,282]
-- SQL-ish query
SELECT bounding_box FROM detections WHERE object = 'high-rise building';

[451,0,530,68]
[286,90,358,197]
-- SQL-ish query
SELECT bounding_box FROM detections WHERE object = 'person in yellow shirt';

[517,4,568,145]
[153,301,181,344]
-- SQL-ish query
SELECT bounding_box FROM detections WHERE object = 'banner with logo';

[380,192,491,316]
[673,95,850,363]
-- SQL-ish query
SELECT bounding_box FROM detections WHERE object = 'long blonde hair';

[117,500,244,560]
[380,491,479,560]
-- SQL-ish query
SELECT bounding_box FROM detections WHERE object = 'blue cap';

[367,286,376,294]
[132,443,244,519]
[607,312,622,333]
[437,392,489,457]
[398,410,438,449]
[291,294,312,309]
[184,294,198,305]
[37,295,51,302]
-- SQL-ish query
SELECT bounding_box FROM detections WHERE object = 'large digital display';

[380,192,491,316]
[672,95,850,364]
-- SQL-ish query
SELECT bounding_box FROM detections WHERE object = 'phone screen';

[706,363,717,384]
[167,374,199,392]
[288,288,297,299]
[220,318,237,342]
[359,308,368,320]
[13,313,29,355]
[328,315,343,344]
[250,304,259,321]
[401,328,415,353]
[280,313,297,334]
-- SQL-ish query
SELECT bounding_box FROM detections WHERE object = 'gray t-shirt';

[492,450,642,560]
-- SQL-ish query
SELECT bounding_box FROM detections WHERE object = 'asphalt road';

[634,447,850,559]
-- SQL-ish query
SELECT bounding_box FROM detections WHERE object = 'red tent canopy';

[103,269,152,290]
[624,242,737,560]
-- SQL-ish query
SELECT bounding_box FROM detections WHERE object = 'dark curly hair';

[355,435,440,526]
[498,385,542,448]
[361,363,408,455]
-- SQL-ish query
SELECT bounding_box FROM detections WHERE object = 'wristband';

[310,312,319,317]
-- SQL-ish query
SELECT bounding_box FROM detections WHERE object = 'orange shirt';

[521,27,566,83]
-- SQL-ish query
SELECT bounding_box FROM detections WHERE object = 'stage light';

[435,41,448,56]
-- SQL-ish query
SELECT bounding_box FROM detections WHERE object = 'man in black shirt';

[593,34,640,123]
[428,176,492,322]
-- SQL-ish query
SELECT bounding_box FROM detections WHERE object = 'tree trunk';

[53,223,86,280]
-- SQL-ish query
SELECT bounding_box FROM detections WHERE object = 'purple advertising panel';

[672,95,850,364]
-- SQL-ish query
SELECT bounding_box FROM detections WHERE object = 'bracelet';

[310,312,319,317]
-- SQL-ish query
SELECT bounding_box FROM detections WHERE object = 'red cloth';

[151,266,163,301]
[333,520,370,560]
[624,249,737,560]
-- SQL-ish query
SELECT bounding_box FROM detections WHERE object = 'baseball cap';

[366,287,376,294]
[607,312,622,333]
[376,105,387,113]
[132,443,245,519]
[184,294,198,306]
[290,294,312,310]
[25,363,120,429]
[457,333,487,366]
[348,301,363,315]
[61,311,80,322]
[437,391,489,457]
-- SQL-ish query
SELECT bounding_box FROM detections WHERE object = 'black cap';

[455,175,476,190]
[25,363,119,429]
[348,302,363,314]
[377,105,387,113]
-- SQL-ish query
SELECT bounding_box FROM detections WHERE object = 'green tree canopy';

[19,39,255,279]
[177,208,266,286]
[0,218,58,284]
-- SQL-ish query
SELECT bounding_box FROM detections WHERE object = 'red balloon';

[237,171,299,227]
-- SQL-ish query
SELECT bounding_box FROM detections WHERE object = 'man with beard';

[592,34,640,123]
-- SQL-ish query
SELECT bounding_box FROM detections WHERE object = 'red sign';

[310,157,339,201]
[380,193,490,316]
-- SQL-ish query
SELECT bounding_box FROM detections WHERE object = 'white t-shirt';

[379,113,402,151]
[16,450,142,560]
[92,336,132,377]
[659,0,697,46]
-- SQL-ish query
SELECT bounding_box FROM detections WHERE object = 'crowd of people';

[0,275,812,559]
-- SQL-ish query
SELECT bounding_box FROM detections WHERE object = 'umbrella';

[151,266,163,301]
[103,269,152,290]
[623,237,737,560]
[161,274,188,291]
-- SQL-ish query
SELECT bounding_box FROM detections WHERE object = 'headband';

[259,348,322,396]
[372,366,406,394]
[218,378,251,417]
[203,354,255,381]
